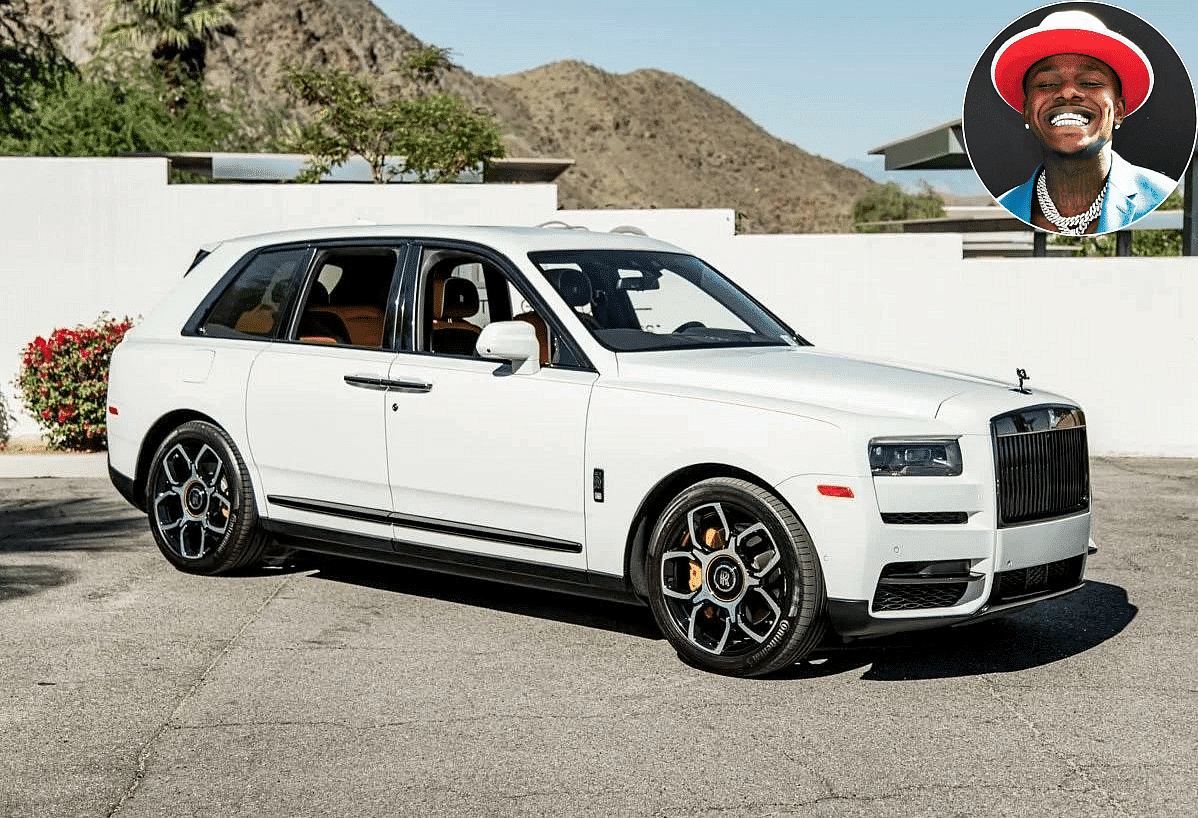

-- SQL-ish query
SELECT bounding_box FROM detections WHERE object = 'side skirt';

[268,494,583,553]
[261,518,643,606]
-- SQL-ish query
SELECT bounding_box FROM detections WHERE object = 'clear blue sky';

[376,1,1196,192]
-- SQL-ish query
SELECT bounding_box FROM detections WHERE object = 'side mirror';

[476,321,541,375]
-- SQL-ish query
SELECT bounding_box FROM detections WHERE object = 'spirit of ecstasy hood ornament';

[1013,368,1031,394]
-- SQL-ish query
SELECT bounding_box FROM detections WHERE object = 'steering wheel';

[673,321,706,333]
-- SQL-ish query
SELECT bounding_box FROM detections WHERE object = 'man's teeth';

[1050,112,1089,127]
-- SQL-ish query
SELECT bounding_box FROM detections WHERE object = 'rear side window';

[199,248,309,339]
[292,249,398,348]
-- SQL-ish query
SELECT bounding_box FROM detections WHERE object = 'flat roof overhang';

[146,152,574,184]
[868,119,971,171]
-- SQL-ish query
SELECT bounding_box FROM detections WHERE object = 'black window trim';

[184,238,417,349]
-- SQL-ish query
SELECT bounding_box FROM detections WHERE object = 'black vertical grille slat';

[993,407,1089,527]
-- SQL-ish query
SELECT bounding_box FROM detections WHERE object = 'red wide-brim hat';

[991,9,1153,115]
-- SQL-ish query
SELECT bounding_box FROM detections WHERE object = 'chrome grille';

[992,406,1089,527]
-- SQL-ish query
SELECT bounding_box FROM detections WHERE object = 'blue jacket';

[998,151,1177,233]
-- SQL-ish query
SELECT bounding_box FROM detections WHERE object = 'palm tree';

[104,0,235,86]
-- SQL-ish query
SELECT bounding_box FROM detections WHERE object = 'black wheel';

[647,478,826,676]
[144,420,271,575]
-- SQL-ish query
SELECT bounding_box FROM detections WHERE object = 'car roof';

[201,224,688,258]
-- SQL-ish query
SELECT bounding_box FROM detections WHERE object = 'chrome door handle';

[344,375,432,394]
[385,378,433,394]
[344,375,389,391]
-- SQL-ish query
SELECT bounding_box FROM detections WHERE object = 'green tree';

[0,63,238,155]
[852,182,945,232]
[103,0,234,88]
[0,0,75,142]
[283,46,506,184]
[0,61,255,156]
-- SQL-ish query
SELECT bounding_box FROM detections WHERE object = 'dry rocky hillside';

[29,0,877,233]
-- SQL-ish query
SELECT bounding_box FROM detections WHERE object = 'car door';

[384,245,597,569]
[245,243,408,547]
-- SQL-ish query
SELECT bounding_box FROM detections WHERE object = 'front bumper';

[827,529,1095,639]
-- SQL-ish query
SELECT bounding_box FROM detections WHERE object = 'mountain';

[27,0,878,233]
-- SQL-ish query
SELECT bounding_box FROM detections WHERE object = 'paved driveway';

[0,458,1194,817]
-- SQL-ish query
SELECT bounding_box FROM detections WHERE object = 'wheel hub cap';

[707,556,745,602]
[184,480,208,517]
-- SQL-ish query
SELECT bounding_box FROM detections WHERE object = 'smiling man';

[990,9,1177,235]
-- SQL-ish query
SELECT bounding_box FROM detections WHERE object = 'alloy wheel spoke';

[211,490,232,515]
[165,443,198,486]
[196,445,223,489]
[203,514,228,536]
[661,585,698,601]
[687,603,732,655]
[176,519,205,560]
[687,502,730,552]
[736,587,783,643]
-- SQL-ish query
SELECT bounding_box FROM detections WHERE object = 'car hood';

[613,345,1017,419]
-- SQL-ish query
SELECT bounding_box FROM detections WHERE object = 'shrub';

[0,386,13,450]
[852,182,945,232]
[15,314,135,451]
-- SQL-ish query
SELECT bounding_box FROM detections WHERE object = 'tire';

[647,477,826,677]
[144,420,271,575]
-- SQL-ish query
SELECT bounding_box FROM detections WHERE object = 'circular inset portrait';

[963,2,1196,235]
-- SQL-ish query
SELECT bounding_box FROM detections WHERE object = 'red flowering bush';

[15,314,135,451]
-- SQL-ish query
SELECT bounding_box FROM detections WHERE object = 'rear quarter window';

[198,247,309,339]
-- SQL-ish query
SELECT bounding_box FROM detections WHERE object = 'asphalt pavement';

[0,457,1194,817]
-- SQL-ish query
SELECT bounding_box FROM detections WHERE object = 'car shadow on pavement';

[0,563,78,601]
[784,580,1137,681]
[0,496,146,554]
[303,554,663,640]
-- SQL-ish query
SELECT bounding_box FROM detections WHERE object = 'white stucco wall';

[2,158,1194,456]
[0,157,558,440]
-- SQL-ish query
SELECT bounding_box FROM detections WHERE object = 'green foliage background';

[852,182,946,232]
[282,47,506,184]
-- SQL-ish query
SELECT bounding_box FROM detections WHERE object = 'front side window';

[527,250,797,351]
[199,247,308,339]
[416,247,583,367]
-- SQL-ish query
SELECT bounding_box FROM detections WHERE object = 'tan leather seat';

[234,305,277,336]
[430,277,482,355]
[513,311,550,365]
[320,305,384,347]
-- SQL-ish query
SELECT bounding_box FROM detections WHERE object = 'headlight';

[869,438,962,477]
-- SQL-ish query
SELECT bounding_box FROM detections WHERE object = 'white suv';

[106,225,1093,676]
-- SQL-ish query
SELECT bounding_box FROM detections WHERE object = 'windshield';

[527,250,802,351]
